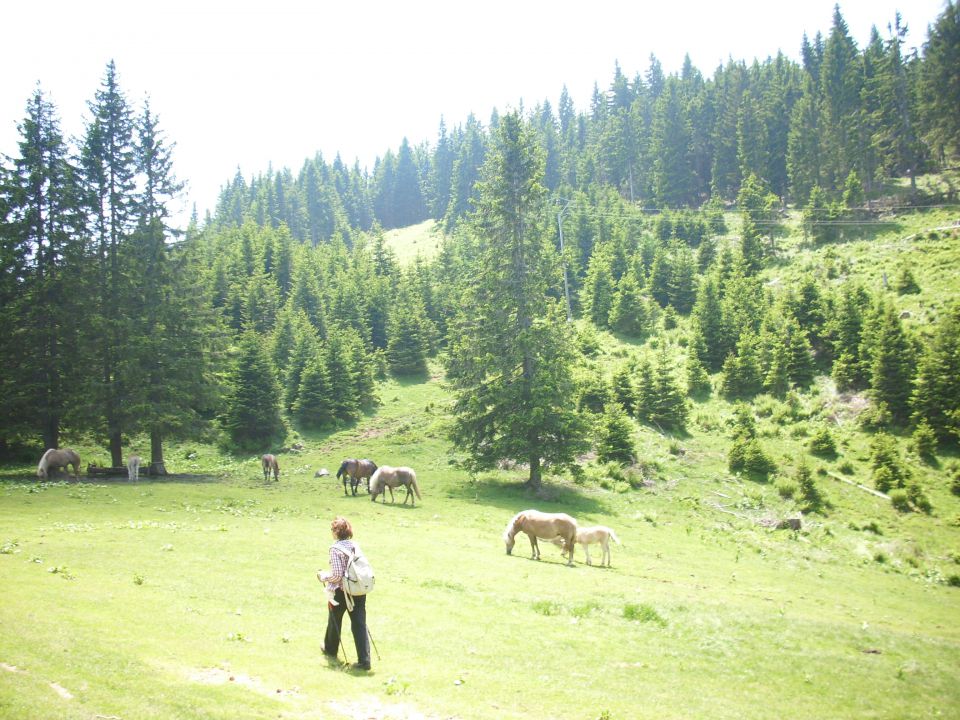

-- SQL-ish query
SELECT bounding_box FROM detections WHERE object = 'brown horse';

[261,454,279,481]
[336,458,377,496]
[503,510,578,566]
[368,465,421,505]
[37,448,81,481]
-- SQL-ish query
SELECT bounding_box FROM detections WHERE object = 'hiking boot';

[351,662,371,671]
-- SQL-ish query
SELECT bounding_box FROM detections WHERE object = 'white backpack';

[334,543,375,602]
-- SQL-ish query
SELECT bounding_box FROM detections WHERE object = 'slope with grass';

[1,361,959,719]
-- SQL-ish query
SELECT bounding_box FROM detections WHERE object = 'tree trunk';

[42,416,59,452]
[150,429,167,476]
[527,454,542,490]
[109,430,122,468]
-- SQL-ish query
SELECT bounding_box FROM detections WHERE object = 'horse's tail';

[409,470,422,499]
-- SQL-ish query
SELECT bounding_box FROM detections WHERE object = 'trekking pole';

[338,629,349,664]
[366,625,381,661]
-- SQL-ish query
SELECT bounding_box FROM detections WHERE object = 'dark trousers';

[324,588,369,665]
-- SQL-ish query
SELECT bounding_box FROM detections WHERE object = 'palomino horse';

[553,525,622,567]
[336,458,377,496]
[37,448,81,481]
[503,509,578,566]
[368,465,421,506]
[261,454,280,481]
[127,455,142,481]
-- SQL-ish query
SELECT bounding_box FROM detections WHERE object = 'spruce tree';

[868,303,915,423]
[5,87,87,449]
[386,289,429,376]
[649,345,688,431]
[919,2,960,163]
[608,271,652,337]
[221,332,285,450]
[445,112,587,489]
[911,303,960,440]
[81,61,138,466]
[596,402,636,465]
[293,351,334,428]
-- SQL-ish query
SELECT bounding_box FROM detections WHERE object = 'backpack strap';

[330,544,358,611]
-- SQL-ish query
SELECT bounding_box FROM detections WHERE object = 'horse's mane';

[503,511,525,541]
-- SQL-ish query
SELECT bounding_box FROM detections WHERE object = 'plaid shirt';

[326,539,357,592]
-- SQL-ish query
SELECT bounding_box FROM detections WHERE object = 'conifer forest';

[2,3,959,488]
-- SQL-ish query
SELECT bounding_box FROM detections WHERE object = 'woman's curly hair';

[331,516,353,540]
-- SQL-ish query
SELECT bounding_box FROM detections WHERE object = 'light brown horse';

[368,465,421,505]
[261,454,279,481]
[503,510,578,566]
[37,448,81,481]
[336,458,378,496]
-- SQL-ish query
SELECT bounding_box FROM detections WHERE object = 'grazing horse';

[503,510,578,566]
[127,455,142,481]
[368,465,421,506]
[37,448,81,481]
[261,454,280,481]
[336,458,378,496]
[553,525,622,567]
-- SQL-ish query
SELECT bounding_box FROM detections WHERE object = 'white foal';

[127,455,141,481]
[554,525,622,566]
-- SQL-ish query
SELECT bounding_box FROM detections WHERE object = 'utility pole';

[556,197,573,322]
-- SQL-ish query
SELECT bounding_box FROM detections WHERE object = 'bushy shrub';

[911,421,938,462]
[859,400,892,430]
[777,480,798,499]
[890,488,912,512]
[874,466,897,494]
[595,403,635,465]
[729,437,777,480]
[795,461,825,511]
[809,427,838,458]
[894,265,921,295]
[870,433,910,492]
[950,463,960,497]
[907,482,933,514]
[729,403,757,439]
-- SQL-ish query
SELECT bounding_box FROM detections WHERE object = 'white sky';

[0,0,947,226]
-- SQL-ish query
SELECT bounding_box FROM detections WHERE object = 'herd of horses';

[37,449,620,567]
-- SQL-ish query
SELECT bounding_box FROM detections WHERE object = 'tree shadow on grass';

[446,473,612,517]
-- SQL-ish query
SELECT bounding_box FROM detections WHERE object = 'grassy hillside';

[2,206,959,719]
[384,220,444,265]
[1,358,959,719]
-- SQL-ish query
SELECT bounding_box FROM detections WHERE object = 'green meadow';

[2,361,959,720]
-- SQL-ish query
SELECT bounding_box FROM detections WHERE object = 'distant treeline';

[209,4,960,239]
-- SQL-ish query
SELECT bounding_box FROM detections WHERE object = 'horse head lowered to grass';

[336,458,377,496]
[368,465,421,505]
[37,448,81,481]
[261,454,280,481]
[503,509,578,566]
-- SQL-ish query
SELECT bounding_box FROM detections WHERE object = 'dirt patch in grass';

[188,667,301,699]
[49,681,73,699]
[327,695,456,720]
